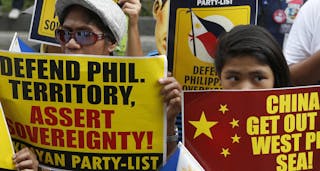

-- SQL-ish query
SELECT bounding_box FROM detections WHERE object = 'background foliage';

[141,0,154,16]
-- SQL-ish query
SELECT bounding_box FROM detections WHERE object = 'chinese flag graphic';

[183,86,320,171]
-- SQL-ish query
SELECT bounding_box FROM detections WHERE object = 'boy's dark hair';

[60,5,117,44]
[215,25,291,88]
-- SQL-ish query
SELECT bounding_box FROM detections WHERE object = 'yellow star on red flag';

[219,104,229,114]
[229,118,239,128]
[189,111,218,139]
[231,134,241,143]
[221,148,231,158]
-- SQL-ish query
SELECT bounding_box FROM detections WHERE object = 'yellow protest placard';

[174,6,251,90]
[29,0,60,45]
[167,0,258,90]
[0,51,167,170]
[37,0,59,38]
[0,103,15,170]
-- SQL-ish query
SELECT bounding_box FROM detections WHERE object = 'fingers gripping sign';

[159,74,182,123]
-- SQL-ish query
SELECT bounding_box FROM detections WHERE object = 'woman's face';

[220,56,275,90]
[60,6,115,55]
[153,0,169,55]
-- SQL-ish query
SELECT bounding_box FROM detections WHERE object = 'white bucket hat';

[55,0,127,43]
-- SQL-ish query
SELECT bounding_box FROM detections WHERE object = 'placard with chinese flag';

[183,86,320,170]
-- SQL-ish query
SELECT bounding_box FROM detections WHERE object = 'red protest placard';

[183,86,320,171]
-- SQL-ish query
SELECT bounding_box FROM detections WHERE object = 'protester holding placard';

[215,25,291,89]
[54,0,181,158]
[181,25,320,171]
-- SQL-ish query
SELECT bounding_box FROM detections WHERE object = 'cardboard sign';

[183,86,320,170]
[29,0,60,46]
[0,51,167,170]
[167,0,257,90]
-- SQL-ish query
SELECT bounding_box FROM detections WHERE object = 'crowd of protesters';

[4,0,320,170]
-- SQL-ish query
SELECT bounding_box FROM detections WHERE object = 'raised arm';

[119,0,144,56]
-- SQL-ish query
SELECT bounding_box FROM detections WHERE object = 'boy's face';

[153,0,169,55]
[220,56,275,90]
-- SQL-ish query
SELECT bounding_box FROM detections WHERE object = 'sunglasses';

[55,29,106,46]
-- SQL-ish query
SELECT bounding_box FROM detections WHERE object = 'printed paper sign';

[167,0,257,90]
[0,51,167,170]
[29,0,59,45]
[183,86,320,170]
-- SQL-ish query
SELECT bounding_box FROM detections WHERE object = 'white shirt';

[284,0,320,65]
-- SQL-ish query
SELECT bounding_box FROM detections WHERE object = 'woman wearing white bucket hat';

[54,0,182,163]
[55,0,127,55]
